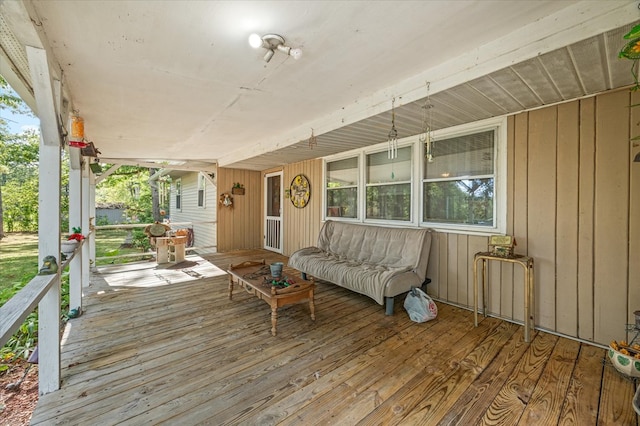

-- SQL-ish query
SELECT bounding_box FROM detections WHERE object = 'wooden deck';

[31,250,638,425]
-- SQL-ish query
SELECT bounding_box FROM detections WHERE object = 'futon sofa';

[288,220,433,314]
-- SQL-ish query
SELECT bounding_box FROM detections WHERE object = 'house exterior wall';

[169,172,217,254]
[215,168,262,252]
[425,88,639,346]
[273,88,638,347]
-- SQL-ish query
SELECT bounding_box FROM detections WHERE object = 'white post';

[82,161,91,285]
[89,172,96,270]
[27,45,62,394]
[68,162,82,311]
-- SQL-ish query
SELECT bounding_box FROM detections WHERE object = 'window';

[422,127,498,230]
[326,156,358,218]
[197,174,206,207]
[366,146,412,221]
[322,116,505,233]
[175,178,182,210]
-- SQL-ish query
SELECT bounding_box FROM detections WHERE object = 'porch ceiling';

[1,1,638,171]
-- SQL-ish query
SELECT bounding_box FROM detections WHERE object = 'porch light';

[248,33,302,62]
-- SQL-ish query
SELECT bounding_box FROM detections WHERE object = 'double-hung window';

[197,174,206,207]
[422,126,499,230]
[175,178,182,211]
[366,146,412,221]
[326,156,359,218]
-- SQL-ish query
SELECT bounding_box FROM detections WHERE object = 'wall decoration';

[290,174,310,208]
[219,193,233,208]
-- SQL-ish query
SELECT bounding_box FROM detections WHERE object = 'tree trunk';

[149,168,161,222]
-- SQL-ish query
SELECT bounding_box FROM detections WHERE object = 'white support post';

[27,45,62,394]
[89,171,96,270]
[68,163,82,311]
[82,161,91,284]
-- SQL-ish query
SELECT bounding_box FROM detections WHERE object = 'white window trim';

[322,116,507,235]
[197,173,206,208]
[420,116,507,235]
[175,178,182,212]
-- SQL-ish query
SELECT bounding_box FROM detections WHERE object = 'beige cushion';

[289,221,432,305]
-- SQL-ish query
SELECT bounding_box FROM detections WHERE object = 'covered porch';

[31,250,637,425]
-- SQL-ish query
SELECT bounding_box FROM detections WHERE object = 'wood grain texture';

[30,250,637,425]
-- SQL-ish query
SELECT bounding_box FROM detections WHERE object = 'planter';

[232,187,245,195]
[61,240,79,254]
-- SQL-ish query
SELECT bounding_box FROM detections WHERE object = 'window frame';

[197,173,206,208]
[322,116,506,235]
[175,178,182,211]
[324,154,361,221]
[420,117,507,235]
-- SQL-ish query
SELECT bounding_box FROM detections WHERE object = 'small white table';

[473,252,535,342]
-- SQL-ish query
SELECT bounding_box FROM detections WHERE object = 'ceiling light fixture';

[249,33,302,62]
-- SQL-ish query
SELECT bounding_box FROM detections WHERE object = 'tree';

[0,75,36,239]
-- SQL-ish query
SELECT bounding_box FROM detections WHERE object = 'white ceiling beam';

[95,164,121,185]
[217,0,639,167]
[26,46,60,147]
[98,158,217,172]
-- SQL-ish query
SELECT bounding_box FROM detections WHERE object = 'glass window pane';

[423,178,494,226]
[366,183,411,221]
[327,157,358,187]
[327,187,357,218]
[425,130,494,179]
[267,175,280,217]
[367,146,411,183]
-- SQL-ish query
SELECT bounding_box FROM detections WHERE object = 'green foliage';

[132,229,152,252]
[96,165,155,223]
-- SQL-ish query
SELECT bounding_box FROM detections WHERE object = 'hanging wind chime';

[419,82,435,163]
[308,128,317,149]
[388,98,398,159]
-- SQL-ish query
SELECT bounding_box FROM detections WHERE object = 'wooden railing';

[0,241,81,348]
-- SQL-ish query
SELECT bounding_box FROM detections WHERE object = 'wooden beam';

[98,158,217,172]
[95,164,121,185]
[26,46,60,147]
[0,275,56,348]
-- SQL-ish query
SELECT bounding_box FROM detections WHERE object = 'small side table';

[473,252,535,342]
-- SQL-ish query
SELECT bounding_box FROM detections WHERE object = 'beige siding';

[216,168,262,252]
[282,160,324,255]
[214,89,638,346]
[427,88,638,345]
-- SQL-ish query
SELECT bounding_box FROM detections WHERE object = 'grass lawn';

[94,228,154,266]
[0,233,39,306]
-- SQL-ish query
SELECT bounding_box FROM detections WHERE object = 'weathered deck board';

[30,250,638,425]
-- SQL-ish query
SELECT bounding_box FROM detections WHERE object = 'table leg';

[228,277,234,300]
[482,259,487,318]
[309,289,316,321]
[271,304,277,336]
[473,257,479,327]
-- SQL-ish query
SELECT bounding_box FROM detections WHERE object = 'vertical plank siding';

[216,167,262,252]
[430,88,638,346]
[216,89,636,346]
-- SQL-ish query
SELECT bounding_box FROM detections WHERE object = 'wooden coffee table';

[227,259,315,336]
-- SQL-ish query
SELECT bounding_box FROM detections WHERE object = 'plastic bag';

[404,287,438,323]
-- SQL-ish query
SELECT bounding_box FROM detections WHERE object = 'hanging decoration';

[308,128,317,149]
[419,82,435,163]
[69,114,88,148]
[618,23,640,91]
[290,174,310,208]
[387,97,398,159]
